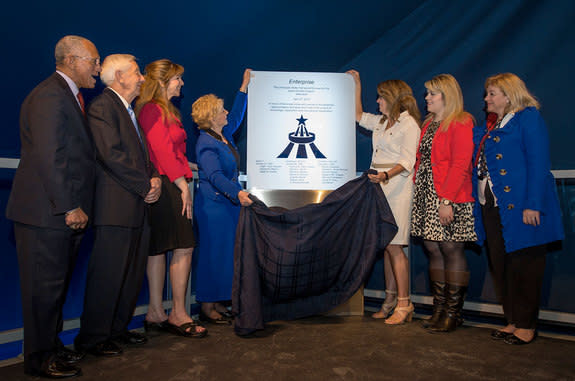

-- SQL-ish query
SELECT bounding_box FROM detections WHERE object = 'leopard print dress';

[410,121,477,242]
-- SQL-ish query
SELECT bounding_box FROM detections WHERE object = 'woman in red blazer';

[135,59,206,338]
[411,74,476,332]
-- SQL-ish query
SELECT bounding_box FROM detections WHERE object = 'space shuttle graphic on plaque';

[277,115,326,159]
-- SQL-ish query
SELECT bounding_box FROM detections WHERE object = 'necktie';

[77,92,85,115]
[127,106,143,143]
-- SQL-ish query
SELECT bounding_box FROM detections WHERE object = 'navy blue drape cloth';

[232,173,398,335]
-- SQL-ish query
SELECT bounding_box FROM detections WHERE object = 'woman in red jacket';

[135,59,206,338]
[411,74,476,332]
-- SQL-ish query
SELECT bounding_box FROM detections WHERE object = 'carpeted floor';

[1,314,574,380]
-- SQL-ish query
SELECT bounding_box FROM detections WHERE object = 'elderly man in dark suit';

[74,54,161,357]
[6,35,100,378]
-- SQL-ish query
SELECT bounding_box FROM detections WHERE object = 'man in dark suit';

[74,54,161,357]
[6,35,100,378]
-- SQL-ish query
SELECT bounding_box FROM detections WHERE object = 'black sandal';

[143,319,169,333]
[165,321,208,338]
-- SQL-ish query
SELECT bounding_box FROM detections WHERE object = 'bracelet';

[383,172,389,181]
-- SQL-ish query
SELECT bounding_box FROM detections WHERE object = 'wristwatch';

[441,198,453,206]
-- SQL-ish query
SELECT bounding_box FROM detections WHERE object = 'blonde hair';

[377,79,421,127]
[135,59,184,121]
[191,94,223,130]
[424,74,473,131]
[100,54,136,86]
[485,73,540,114]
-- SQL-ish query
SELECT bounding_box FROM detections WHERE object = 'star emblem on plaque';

[277,115,326,159]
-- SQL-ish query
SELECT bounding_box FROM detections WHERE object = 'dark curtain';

[232,173,398,335]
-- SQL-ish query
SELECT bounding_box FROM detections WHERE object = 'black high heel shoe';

[218,310,234,320]
[199,310,231,325]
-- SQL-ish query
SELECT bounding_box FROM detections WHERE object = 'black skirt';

[149,175,196,255]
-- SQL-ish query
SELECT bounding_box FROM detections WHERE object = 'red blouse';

[414,115,475,203]
[138,102,193,182]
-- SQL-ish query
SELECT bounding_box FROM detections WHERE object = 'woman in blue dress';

[192,69,253,323]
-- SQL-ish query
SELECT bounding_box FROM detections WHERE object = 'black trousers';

[481,201,547,329]
[14,222,84,373]
[75,221,150,348]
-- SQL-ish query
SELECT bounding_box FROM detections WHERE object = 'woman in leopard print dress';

[411,74,476,332]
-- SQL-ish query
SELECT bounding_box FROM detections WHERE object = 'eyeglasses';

[72,55,101,66]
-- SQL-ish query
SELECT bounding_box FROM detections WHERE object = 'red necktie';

[77,92,85,115]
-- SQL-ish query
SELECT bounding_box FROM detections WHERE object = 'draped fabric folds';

[232,172,398,335]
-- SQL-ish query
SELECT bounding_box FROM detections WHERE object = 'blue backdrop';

[0,0,574,359]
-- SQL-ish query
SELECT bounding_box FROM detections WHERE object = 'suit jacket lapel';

[52,73,92,142]
[103,88,152,169]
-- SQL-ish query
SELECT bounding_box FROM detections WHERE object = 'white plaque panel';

[247,71,356,190]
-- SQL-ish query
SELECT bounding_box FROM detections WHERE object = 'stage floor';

[1,314,574,380]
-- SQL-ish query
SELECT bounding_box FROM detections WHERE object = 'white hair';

[100,54,136,86]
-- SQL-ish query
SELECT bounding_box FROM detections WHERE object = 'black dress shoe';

[504,332,537,345]
[113,331,148,345]
[87,340,123,356]
[26,359,82,379]
[491,329,513,340]
[56,347,85,365]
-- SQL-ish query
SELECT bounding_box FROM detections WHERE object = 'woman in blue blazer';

[473,73,563,345]
[192,69,253,324]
